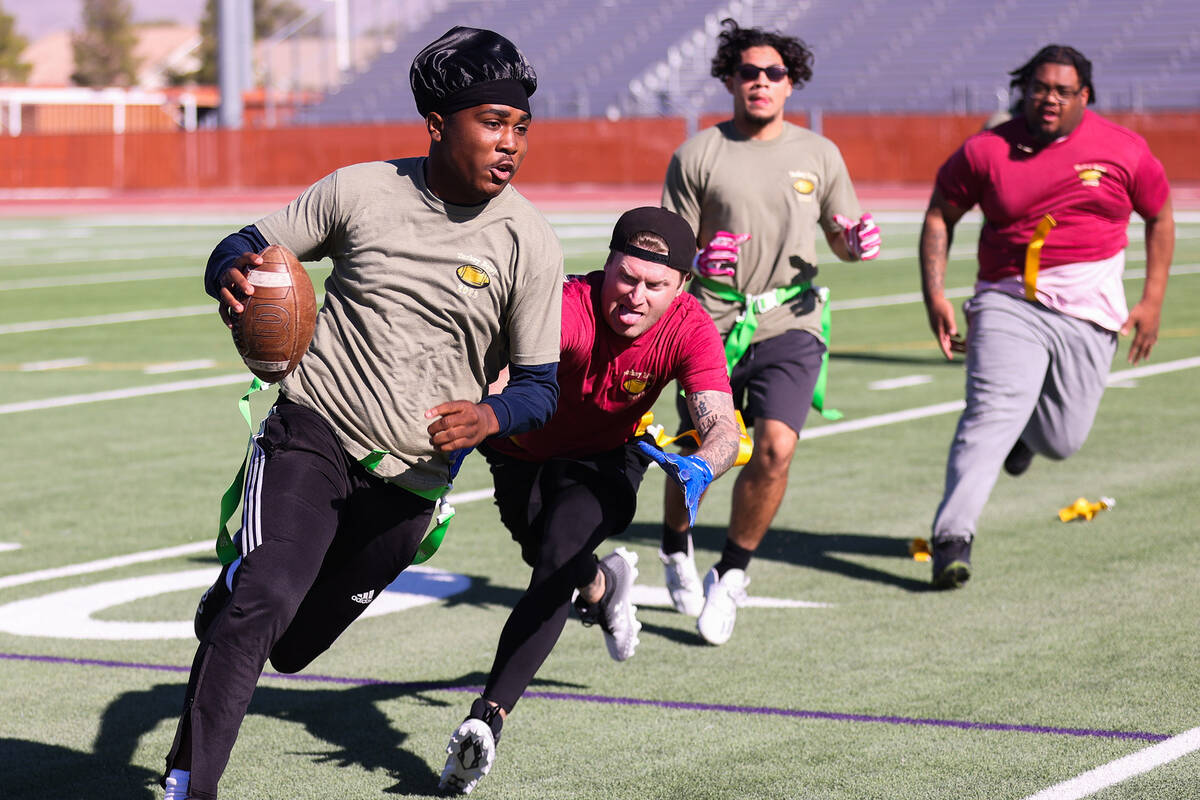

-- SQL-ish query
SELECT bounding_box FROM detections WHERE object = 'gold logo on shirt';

[621,370,653,396]
[789,170,817,200]
[1074,163,1107,187]
[456,264,491,289]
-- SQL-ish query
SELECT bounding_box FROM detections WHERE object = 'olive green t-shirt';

[256,158,563,494]
[662,121,861,344]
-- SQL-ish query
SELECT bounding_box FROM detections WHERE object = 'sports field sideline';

[0,194,1197,799]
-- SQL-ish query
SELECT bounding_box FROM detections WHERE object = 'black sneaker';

[194,559,236,640]
[1003,439,1034,476]
[931,537,972,590]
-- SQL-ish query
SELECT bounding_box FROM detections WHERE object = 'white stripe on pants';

[932,290,1117,541]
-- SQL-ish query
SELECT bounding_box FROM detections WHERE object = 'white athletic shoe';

[696,567,749,646]
[439,717,497,794]
[596,547,642,661]
[659,545,704,617]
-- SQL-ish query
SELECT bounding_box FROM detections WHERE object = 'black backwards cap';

[410,27,537,117]
[608,207,698,273]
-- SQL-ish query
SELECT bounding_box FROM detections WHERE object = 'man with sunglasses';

[919,44,1174,589]
[658,18,880,644]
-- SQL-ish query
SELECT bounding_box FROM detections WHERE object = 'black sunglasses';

[736,63,789,82]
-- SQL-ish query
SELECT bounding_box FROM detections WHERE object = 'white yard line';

[143,359,218,374]
[0,373,252,414]
[1021,726,1200,800]
[1,343,1189,602]
[0,268,197,291]
[3,359,1196,590]
[3,265,1196,334]
[801,357,1200,441]
[830,264,1200,312]
[0,305,213,335]
[0,541,213,590]
[0,487,491,589]
[20,357,91,371]
[868,375,933,391]
[0,247,212,267]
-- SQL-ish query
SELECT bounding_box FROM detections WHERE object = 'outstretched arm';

[684,390,739,478]
[637,390,738,528]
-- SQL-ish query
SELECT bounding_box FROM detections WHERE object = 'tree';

[174,0,304,86]
[0,3,32,83]
[71,0,141,87]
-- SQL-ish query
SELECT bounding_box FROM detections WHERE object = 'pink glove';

[693,231,751,277]
[834,212,881,260]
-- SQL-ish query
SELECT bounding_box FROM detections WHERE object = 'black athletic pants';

[481,441,649,711]
[164,399,435,799]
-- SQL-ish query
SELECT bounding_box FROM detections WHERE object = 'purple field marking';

[2,652,1169,743]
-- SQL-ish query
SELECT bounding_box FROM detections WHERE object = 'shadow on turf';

[618,522,931,593]
[829,350,965,367]
[6,665,585,798]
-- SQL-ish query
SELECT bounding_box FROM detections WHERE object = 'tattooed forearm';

[686,390,739,476]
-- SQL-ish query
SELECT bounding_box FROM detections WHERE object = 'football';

[229,244,318,383]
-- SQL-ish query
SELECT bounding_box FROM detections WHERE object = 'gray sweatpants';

[932,291,1118,542]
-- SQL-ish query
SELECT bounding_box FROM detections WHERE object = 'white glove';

[693,230,751,277]
[834,212,881,260]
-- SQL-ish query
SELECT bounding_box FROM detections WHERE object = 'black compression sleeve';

[480,362,559,438]
[204,224,270,299]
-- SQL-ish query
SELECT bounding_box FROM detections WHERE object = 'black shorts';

[676,328,825,436]
[481,440,652,572]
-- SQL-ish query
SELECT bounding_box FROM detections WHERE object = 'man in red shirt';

[439,207,741,793]
[919,44,1174,589]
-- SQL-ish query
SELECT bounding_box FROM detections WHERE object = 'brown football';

[229,244,317,383]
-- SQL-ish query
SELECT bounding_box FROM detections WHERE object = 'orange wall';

[0,112,1195,190]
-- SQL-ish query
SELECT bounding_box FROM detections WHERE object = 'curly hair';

[1008,44,1096,106]
[710,18,814,88]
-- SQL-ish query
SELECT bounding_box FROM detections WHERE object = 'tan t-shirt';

[256,158,563,494]
[662,120,861,344]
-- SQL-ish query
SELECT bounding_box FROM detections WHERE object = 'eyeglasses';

[1027,81,1084,101]
[736,63,789,83]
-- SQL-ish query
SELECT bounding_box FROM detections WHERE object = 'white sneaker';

[596,547,641,661]
[696,567,749,646]
[439,717,496,794]
[659,545,704,617]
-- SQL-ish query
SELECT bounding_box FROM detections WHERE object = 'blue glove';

[636,441,714,528]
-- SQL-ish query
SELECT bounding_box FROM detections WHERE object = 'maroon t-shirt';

[936,109,1169,281]
[490,272,729,460]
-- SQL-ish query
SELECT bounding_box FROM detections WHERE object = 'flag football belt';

[693,274,842,420]
[215,378,452,566]
[1024,213,1057,301]
[634,408,754,466]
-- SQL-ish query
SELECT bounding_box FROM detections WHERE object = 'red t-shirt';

[489,272,730,461]
[936,110,1170,281]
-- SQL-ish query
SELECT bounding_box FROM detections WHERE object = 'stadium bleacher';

[294,0,1200,124]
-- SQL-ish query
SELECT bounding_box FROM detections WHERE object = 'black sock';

[470,697,505,743]
[715,541,753,576]
[661,524,690,555]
